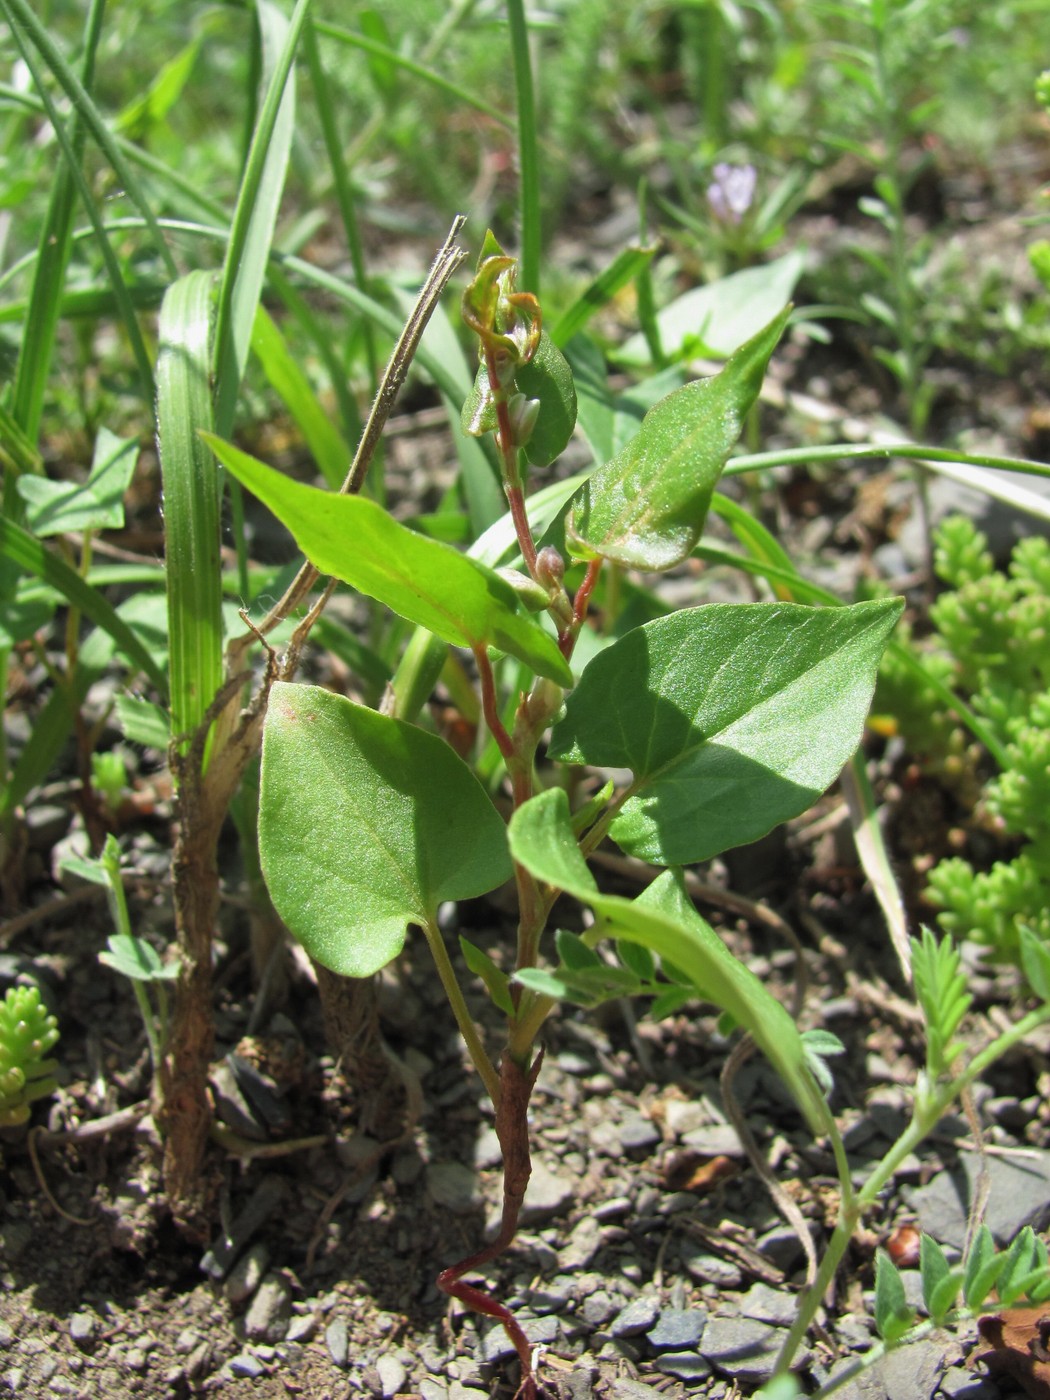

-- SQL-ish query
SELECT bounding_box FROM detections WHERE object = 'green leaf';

[459,937,515,1016]
[259,683,513,978]
[616,251,805,364]
[251,305,351,490]
[963,1225,1002,1309]
[998,1228,1040,1307]
[1020,924,1050,1002]
[920,1235,952,1320]
[99,934,178,983]
[0,515,168,696]
[550,245,657,348]
[508,788,834,1136]
[555,927,602,970]
[209,438,572,686]
[515,331,578,467]
[157,271,223,752]
[874,1250,916,1341]
[114,695,171,750]
[549,599,903,865]
[568,308,790,570]
[18,427,138,537]
[617,938,656,981]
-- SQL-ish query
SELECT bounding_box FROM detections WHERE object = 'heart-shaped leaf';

[549,598,903,864]
[567,307,790,570]
[259,683,512,977]
[208,437,572,686]
[18,427,138,537]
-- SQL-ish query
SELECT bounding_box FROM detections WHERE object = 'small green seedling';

[210,236,904,1396]
[62,834,178,1084]
[0,984,60,1128]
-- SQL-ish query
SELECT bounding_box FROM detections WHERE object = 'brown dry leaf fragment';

[885,1223,922,1269]
[975,1305,1050,1400]
[660,1149,738,1194]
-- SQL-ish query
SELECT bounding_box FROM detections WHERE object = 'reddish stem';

[437,1052,543,1399]
[474,646,515,764]
[505,480,539,578]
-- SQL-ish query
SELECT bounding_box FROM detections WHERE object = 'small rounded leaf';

[516,332,577,467]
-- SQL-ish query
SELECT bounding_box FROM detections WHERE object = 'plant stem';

[775,1001,1050,1375]
[420,916,500,1105]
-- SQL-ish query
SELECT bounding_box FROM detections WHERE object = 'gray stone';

[473,1127,503,1170]
[608,1381,665,1399]
[619,1114,660,1156]
[243,1272,292,1343]
[286,1313,317,1343]
[561,1215,603,1270]
[654,1351,712,1381]
[701,1315,797,1382]
[200,1174,287,1280]
[740,1283,797,1327]
[678,1239,743,1287]
[520,1158,575,1224]
[427,1161,483,1215]
[68,1313,96,1348]
[610,1296,660,1337]
[905,1149,1050,1250]
[581,1290,618,1326]
[821,1334,947,1399]
[448,1386,488,1400]
[229,1351,266,1379]
[420,1383,448,1400]
[480,1316,559,1362]
[223,1241,269,1304]
[377,1354,407,1397]
[124,1348,148,1372]
[647,1308,705,1352]
[938,1363,1001,1398]
[325,1317,349,1368]
[681,1123,745,1157]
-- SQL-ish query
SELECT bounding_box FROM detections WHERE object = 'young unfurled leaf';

[964,1225,1004,1310]
[911,926,972,1078]
[920,1235,955,1324]
[800,1028,846,1097]
[459,937,515,1016]
[207,436,572,686]
[874,1249,916,1341]
[567,307,789,570]
[99,933,180,983]
[259,683,512,977]
[515,331,577,466]
[549,599,903,865]
[1020,924,1050,1002]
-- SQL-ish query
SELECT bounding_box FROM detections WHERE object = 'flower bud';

[506,393,540,450]
[535,546,565,588]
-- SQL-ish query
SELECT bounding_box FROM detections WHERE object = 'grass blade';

[156,272,222,754]
[506,0,540,293]
[0,516,166,694]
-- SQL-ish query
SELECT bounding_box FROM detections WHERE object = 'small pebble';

[224,1242,269,1305]
[286,1313,317,1344]
[610,1296,660,1337]
[229,1351,266,1379]
[68,1313,96,1348]
[244,1273,292,1342]
[654,1351,712,1381]
[325,1317,349,1368]
[619,1114,661,1156]
[377,1354,407,1397]
[647,1308,705,1352]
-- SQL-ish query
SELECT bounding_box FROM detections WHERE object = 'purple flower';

[707,163,757,225]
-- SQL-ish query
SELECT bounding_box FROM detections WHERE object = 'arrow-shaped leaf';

[508,788,833,1136]
[567,307,790,570]
[208,437,572,686]
[549,598,903,864]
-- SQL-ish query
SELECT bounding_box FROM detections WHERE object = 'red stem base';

[436,1051,544,1398]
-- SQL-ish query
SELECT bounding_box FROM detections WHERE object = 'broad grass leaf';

[568,308,790,570]
[549,599,903,865]
[209,439,572,685]
[259,683,512,977]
